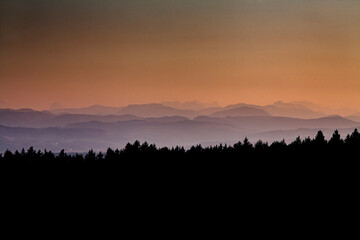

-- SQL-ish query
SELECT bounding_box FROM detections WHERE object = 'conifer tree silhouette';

[329,130,342,146]
[314,130,326,145]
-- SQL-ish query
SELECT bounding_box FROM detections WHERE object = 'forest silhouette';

[1,129,358,237]
[2,129,360,164]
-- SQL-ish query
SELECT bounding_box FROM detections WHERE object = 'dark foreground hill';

[1,130,359,237]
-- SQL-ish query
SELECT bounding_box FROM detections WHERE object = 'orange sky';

[0,0,359,110]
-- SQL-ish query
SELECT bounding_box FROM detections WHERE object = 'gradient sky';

[1,0,359,110]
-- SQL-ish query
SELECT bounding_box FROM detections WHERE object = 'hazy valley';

[1,101,360,152]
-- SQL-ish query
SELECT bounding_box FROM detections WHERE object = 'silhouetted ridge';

[118,103,198,118]
[51,104,122,115]
[2,129,360,162]
[1,129,358,237]
[210,106,271,117]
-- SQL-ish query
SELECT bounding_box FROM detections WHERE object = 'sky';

[0,0,359,110]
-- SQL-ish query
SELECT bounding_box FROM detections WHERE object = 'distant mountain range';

[47,101,337,119]
[345,113,360,123]
[209,106,271,118]
[50,105,121,115]
[161,101,220,111]
[0,108,142,128]
[1,101,360,152]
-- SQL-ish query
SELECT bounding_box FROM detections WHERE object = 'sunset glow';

[1,0,359,110]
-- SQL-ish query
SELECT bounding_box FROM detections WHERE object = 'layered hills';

[1,101,359,152]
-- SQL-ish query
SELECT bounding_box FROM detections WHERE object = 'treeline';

[1,129,360,164]
[1,129,359,237]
